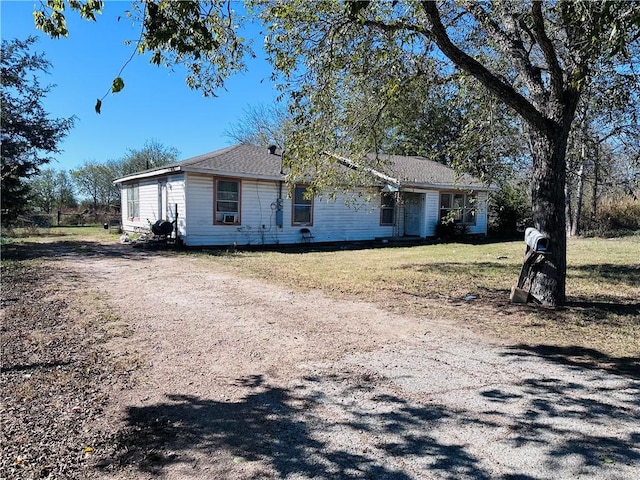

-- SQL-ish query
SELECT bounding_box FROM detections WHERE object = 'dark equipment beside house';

[103,218,122,233]
[152,220,174,236]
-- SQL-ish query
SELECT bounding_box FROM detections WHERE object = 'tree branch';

[530,1,565,100]
[420,1,550,130]
[462,0,545,104]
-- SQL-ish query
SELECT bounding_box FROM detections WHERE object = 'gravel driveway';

[12,243,640,479]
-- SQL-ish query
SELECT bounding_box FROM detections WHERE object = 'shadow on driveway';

[103,354,640,479]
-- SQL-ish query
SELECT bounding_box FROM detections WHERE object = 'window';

[127,184,139,220]
[292,185,313,225]
[380,193,396,225]
[440,192,477,225]
[215,178,241,224]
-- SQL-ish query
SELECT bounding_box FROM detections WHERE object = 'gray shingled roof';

[178,144,284,178]
[115,143,491,190]
[372,154,488,189]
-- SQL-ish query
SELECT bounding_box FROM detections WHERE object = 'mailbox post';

[511,228,550,303]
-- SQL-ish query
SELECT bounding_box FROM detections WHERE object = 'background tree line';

[1,36,178,225]
[27,139,179,219]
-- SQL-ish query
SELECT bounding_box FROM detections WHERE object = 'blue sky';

[1,1,279,171]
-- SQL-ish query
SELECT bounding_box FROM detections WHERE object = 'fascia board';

[113,166,182,184]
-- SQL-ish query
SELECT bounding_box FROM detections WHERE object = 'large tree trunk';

[528,127,569,307]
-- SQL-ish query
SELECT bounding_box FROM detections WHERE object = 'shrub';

[584,196,640,236]
[488,182,532,237]
[435,211,470,240]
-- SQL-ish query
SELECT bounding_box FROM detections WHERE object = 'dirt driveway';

[11,242,640,479]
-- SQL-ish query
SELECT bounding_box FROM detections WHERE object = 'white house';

[113,143,494,247]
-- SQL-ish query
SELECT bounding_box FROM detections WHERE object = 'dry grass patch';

[0,258,138,479]
[2,225,121,245]
[209,237,639,359]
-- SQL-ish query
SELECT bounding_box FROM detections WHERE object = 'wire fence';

[9,211,120,228]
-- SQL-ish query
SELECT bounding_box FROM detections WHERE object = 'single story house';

[113,143,494,247]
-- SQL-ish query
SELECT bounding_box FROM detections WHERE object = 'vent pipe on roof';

[268,145,277,155]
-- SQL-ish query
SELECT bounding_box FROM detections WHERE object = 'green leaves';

[1,37,74,223]
[33,9,69,38]
[346,1,369,20]
[94,77,123,114]
[111,77,125,94]
[33,0,102,38]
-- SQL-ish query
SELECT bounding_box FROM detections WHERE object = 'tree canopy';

[1,37,74,223]
[119,139,179,175]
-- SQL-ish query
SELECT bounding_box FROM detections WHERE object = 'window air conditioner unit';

[222,213,237,224]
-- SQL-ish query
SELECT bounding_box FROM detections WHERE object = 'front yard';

[1,230,638,479]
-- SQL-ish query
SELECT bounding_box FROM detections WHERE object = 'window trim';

[291,184,314,226]
[380,192,396,226]
[126,183,140,221]
[214,177,242,225]
[439,191,477,226]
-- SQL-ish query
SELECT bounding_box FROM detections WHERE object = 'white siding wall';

[305,193,394,243]
[424,190,440,236]
[120,179,157,232]
[166,175,186,237]
[123,172,488,245]
[120,174,186,235]
[183,173,394,246]
[468,190,488,235]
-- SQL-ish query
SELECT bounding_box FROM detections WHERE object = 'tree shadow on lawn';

[1,239,164,262]
[402,261,639,314]
[569,263,640,288]
[405,261,640,291]
[103,364,640,480]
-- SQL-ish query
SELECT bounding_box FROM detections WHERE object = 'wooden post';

[174,203,178,243]
[511,248,545,304]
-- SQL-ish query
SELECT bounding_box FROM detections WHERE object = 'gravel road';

[4,243,639,479]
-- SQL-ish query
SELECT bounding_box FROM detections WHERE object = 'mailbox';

[525,227,549,252]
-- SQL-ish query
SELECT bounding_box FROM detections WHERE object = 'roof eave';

[113,166,182,184]
[181,167,283,181]
[401,181,497,191]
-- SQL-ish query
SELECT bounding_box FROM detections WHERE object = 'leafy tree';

[71,141,178,208]
[71,160,120,210]
[29,168,77,213]
[489,181,532,237]
[119,139,179,176]
[33,1,640,307]
[257,1,640,306]
[1,37,74,223]
[380,74,527,183]
[565,74,640,236]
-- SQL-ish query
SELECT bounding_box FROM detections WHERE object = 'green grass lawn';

[210,237,639,303]
[1,225,122,244]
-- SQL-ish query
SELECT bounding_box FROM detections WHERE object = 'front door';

[404,192,423,236]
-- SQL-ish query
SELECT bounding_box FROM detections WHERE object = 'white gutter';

[113,166,182,184]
